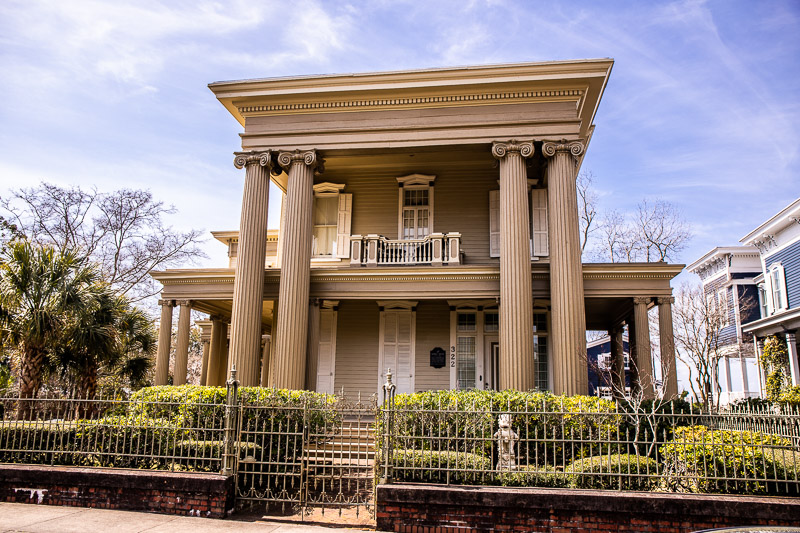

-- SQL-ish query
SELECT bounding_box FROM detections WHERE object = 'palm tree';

[0,241,98,417]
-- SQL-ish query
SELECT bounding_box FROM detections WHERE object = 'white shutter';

[336,193,352,258]
[396,312,413,393]
[316,309,336,394]
[531,188,549,257]
[489,190,500,258]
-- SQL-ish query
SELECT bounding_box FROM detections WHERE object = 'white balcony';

[350,233,461,267]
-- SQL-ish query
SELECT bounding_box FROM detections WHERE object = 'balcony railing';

[350,233,461,267]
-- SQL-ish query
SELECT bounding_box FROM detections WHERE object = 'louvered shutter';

[489,190,500,258]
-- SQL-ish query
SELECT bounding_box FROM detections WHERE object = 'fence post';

[222,365,240,476]
[382,368,397,483]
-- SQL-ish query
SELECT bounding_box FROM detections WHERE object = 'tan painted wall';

[333,300,380,399]
[414,301,450,392]
[320,169,498,265]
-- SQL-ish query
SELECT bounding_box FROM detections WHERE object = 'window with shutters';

[534,310,549,390]
[312,183,351,259]
[456,312,477,390]
[397,174,435,240]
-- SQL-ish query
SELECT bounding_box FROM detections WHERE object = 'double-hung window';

[767,263,788,313]
[397,174,435,240]
[311,182,352,259]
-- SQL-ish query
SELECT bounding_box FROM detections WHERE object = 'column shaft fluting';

[155,300,174,386]
[657,297,678,399]
[173,300,192,386]
[492,141,534,391]
[610,327,626,401]
[200,340,210,386]
[271,150,320,390]
[543,140,587,395]
[207,318,225,387]
[633,297,655,399]
[229,152,273,386]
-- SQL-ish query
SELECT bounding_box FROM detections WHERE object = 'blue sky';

[0,0,798,275]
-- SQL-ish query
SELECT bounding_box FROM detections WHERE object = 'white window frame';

[397,174,435,240]
[767,262,788,314]
[312,182,350,259]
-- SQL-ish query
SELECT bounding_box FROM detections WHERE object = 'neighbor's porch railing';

[349,233,461,266]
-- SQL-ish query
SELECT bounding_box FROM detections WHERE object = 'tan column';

[542,139,588,395]
[155,299,174,386]
[260,335,272,387]
[200,339,210,386]
[492,141,534,391]
[173,300,192,386]
[229,151,274,387]
[217,330,230,386]
[271,149,322,390]
[657,296,678,399]
[305,299,321,390]
[206,317,226,387]
[633,297,655,399]
[609,327,625,401]
[626,319,639,393]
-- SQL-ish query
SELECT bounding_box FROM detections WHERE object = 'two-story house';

[740,198,800,389]
[687,247,762,403]
[150,60,682,399]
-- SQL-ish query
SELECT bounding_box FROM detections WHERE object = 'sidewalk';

[0,503,375,533]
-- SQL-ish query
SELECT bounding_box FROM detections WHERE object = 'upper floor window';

[758,284,769,318]
[397,174,435,240]
[312,183,352,259]
[717,287,729,327]
[767,263,788,313]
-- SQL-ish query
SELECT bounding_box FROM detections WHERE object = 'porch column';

[754,337,765,397]
[200,338,210,386]
[542,139,587,395]
[155,299,174,386]
[609,326,625,401]
[739,351,750,399]
[173,300,192,386]
[787,332,800,386]
[207,316,226,387]
[306,299,321,390]
[657,297,679,399]
[492,141,534,391]
[229,151,274,387]
[271,149,322,390]
[633,297,655,399]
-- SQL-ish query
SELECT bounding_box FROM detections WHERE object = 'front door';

[379,309,415,397]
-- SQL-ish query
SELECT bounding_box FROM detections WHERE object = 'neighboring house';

[150,60,682,400]
[740,198,800,389]
[586,335,631,400]
[687,247,762,404]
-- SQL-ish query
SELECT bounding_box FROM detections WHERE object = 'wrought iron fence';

[377,377,800,496]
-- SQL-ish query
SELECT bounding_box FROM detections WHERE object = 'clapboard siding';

[334,300,380,399]
[320,167,498,264]
[765,239,800,311]
[414,301,450,392]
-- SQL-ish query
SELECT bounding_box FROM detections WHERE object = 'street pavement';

[0,503,375,532]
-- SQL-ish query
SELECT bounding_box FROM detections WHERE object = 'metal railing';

[378,379,800,496]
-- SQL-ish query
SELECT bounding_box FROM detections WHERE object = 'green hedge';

[660,426,799,495]
[567,453,659,491]
[390,449,491,484]
[381,389,620,466]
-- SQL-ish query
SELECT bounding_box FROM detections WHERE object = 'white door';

[316,309,336,394]
[380,310,415,396]
[484,336,499,390]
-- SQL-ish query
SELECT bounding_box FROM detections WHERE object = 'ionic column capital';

[233,150,275,171]
[158,299,175,307]
[633,296,651,306]
[541,139,585,160]
[491,140,534,160]
[175,299,192,307]
[656,296,675,305]
[277,149,324,173]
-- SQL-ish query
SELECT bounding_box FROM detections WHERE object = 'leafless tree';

[1,183,206,302]
[577,171,598,255]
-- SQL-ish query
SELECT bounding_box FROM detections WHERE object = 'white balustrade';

[349,233,461,266]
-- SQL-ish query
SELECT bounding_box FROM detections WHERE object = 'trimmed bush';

[381,389,619,466]
[390,449,491,484]
[495,464,571,488]
[778,386,800,408]
[660,425,799,495]
[567,453,659,491]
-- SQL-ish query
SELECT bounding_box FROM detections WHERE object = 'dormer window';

[397,174,435,240]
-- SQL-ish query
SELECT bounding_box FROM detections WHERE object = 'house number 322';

[450,346,456,367]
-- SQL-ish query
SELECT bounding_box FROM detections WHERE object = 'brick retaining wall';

[377,484,800,532]
[0,464,234,518]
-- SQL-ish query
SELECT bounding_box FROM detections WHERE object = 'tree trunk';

[76,359,98,419]
[17,344,45,420]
